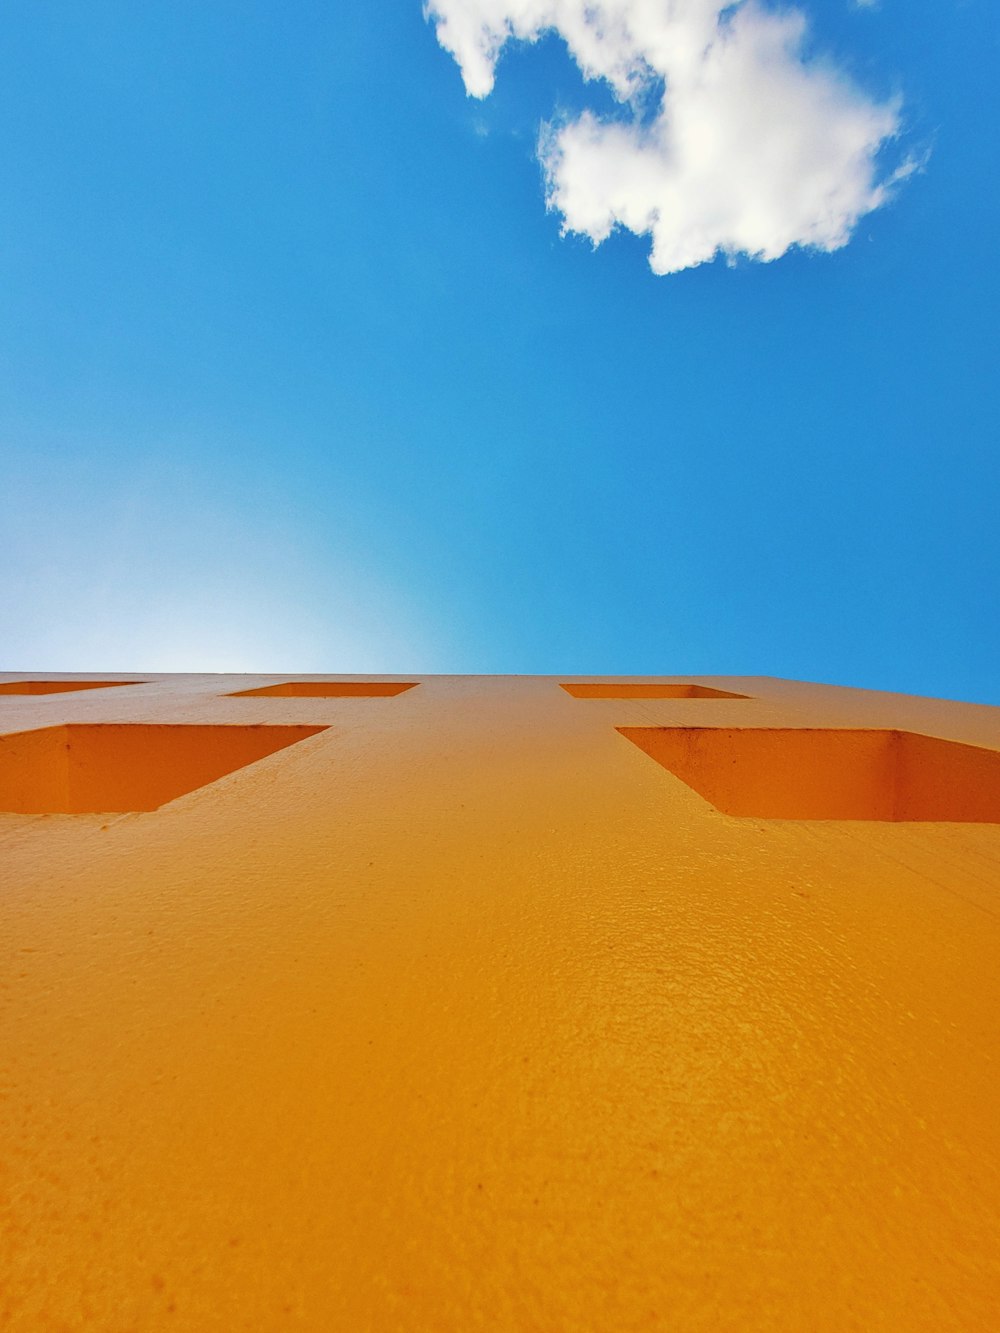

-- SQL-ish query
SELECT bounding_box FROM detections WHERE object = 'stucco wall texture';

[1,673,998,1330]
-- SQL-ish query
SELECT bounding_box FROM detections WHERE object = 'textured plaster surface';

[1,674,999,1329]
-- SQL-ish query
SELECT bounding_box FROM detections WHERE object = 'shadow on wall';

[620,726,1000,822]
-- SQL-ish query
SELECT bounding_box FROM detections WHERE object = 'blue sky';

[1,1,997,702]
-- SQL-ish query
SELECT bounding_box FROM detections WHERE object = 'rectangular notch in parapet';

[0,723,328,814]
[561,682,749,700]
[227,681,417,698]
[619,726,1000,822]
[0,680,144,696]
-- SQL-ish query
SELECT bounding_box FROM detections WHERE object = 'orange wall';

[2,674,999,1330]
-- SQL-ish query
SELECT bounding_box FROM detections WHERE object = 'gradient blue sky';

[1,1,997,701]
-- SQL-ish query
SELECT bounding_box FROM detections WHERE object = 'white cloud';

[425,0,911,273]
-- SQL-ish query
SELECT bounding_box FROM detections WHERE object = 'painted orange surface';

[620,725,1000,821]
[0,679,143,695]
[1,674,999,1330]
[228,681,417,698]
[561,680,748,699]
[0,723,327,814]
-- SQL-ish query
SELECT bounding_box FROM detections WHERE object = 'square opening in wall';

[0,680,143,696]
[562,682,749,700]
[618,726,1000,822]
[0,723,328,814]
[228,681,417,698]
